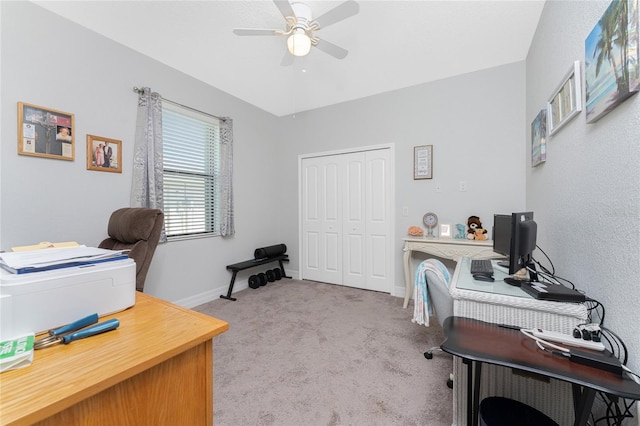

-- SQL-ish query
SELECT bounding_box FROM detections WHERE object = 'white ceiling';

[33,0,545,117]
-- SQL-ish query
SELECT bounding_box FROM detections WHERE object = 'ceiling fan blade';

[273,0,295,20]
[233,28,284,36]
[314,38,348,59]
[313,0,359,29]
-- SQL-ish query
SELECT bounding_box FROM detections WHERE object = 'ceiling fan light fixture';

[287,28,311,56]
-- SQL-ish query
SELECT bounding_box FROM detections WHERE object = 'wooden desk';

[402,237,501,308]
[0,292,228,425]
[441,317,640,426]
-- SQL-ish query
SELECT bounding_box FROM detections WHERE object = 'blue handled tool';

[61,319,120,345]
[34,314,119,349]
[49,313,99,336]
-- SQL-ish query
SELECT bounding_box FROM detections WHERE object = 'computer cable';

[600,326,627,365]
[523,326,639,425]
[584,298,606,327]
[534,244,555,275]
[519,328,570,355]
[531,245,580,290]
[591,392,636,426]
[530,258,579,290]
[531,249,637,424]
[591,327,638,426]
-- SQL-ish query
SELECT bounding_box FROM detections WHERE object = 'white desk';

[449,258,588,425]
[402,237,502,308]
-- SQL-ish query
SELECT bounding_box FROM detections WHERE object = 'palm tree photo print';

[585,0,639,123]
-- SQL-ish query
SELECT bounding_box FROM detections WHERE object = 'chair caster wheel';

[424,351,433,359]
[447,378,454,389]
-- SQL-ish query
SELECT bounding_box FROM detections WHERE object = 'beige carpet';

[195,279,453,426]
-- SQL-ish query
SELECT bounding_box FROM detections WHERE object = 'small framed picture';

[87,135,122,173]
[414,145,433,180]
[18,102,74,160]
[439,223,452,238]
[547,61,582,135]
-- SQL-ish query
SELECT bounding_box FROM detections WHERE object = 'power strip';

[532,328,605,351]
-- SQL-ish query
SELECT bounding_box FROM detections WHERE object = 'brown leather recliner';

[99,208,164,292]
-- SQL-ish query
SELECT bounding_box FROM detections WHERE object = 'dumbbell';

[248,275,260,289]
[272,268,282,280]
[257,272,268,286]
[266,269,276,282]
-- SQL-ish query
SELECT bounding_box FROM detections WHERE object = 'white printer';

[0,258,136,341]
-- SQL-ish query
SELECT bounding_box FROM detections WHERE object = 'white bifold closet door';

[301,148,392,293]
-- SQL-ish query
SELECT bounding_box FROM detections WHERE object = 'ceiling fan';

[233,0,359,64]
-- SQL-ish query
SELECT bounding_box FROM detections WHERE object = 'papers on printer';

[0,246,129,274]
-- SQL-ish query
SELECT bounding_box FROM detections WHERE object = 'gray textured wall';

[526,0,640,389]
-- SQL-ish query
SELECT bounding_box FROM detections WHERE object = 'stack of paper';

[0,245,129,274]
[11,241,80,252]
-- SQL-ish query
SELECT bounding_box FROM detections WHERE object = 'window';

[162,101,220,239]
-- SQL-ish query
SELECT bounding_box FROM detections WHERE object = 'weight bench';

[220,255,291,301]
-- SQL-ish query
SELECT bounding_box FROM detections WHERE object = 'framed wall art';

[531,109,547,167]
[547,61,582,135]
[585,0,639,123]
[18,102,74,160]
[87,135,122,173]
[413,145,433,180]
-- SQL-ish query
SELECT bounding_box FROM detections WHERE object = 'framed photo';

[547,61,582,135]
[18,102,74,160]
[413,145,433,180]
[87,135,122,173]
[531,109,547,167]
[585,0,640,123]
[439,223,452,238]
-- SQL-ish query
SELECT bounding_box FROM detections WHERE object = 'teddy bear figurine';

[466,216,488,240]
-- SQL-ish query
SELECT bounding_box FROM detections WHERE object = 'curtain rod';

[132,86,223,120]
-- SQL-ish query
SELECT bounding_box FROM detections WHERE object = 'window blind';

[162,101,220,238]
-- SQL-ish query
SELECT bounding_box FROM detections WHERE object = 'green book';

[0,333,35,372]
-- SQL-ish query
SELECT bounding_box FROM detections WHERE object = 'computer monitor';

[492,214,511,259]
[493,212,538,284]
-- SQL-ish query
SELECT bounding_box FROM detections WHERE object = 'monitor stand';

[504,277,527,287]
[503,261,538,287]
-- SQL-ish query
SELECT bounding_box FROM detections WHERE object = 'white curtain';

[219,118,235,236]
[131,87,166,242]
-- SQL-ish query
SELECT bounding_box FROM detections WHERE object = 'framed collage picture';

[18,102,74,160]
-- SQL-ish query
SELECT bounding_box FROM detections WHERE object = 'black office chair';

[479,397,558,426]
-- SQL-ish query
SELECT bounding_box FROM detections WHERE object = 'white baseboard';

[173,270,301,309]
[174,271,404,308]
[393,284,407,299]
[173,280,249,308]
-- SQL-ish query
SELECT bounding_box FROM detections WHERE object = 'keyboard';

[470,259,494,275]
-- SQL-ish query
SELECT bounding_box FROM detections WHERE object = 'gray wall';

[1,1,526,305]
[1,1,285,305]
[526,1,640,382]
[277,62,527,295]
